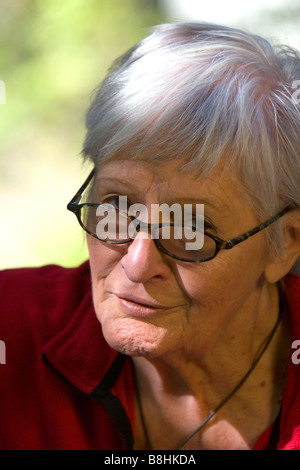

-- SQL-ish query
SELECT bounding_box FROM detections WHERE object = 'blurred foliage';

[0,0,166,269]
[0,0,164,146]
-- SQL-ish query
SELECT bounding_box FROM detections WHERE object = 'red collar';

[41,262,135,449]
[42,274,120,394]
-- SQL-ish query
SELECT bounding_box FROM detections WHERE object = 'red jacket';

[0,262,299,450]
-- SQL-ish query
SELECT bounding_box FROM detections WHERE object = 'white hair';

[82,22,300,252]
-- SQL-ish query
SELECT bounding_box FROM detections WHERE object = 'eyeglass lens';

[80,204,217,261]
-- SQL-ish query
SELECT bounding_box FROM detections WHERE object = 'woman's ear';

[264,209,300,284]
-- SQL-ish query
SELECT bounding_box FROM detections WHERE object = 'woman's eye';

[188,216,217,234]
[102,195,121,209]
[203,220,217,234]
[101,195,133,211]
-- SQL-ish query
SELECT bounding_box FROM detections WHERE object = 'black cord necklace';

[135,308,282,450]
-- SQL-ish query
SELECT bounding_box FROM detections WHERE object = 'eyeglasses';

[67,169,292,263]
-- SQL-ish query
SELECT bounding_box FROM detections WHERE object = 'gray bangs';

[82,22,300,231]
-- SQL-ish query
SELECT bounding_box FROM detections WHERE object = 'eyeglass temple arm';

[221,205,293,250]
[67,169,95,209]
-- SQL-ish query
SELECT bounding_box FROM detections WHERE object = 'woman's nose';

[121,233,172,283]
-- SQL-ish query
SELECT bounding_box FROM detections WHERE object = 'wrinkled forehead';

[94,156,247,212]
[97,156,183,184]
[96,156,201,193]
[95,159,177,205]
[96,142,225,181]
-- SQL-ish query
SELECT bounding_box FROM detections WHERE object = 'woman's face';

[87,158,273,361]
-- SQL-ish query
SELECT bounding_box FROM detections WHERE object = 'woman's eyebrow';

[96,175,231,211]
[95,176,138,192]
[96,178,229,212]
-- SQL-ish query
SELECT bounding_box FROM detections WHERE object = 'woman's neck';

[132,283,291,450]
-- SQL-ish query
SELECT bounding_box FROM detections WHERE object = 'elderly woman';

[1,22,300,450]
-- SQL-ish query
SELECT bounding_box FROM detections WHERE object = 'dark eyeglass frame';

[67,169,293,263]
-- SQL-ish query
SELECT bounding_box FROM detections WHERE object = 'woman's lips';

[114,293,175,318]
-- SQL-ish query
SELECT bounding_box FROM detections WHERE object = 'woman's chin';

[100,315,175,358]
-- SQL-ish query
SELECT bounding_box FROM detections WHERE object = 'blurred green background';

[0,0,166,269]
[1,0,299,271]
